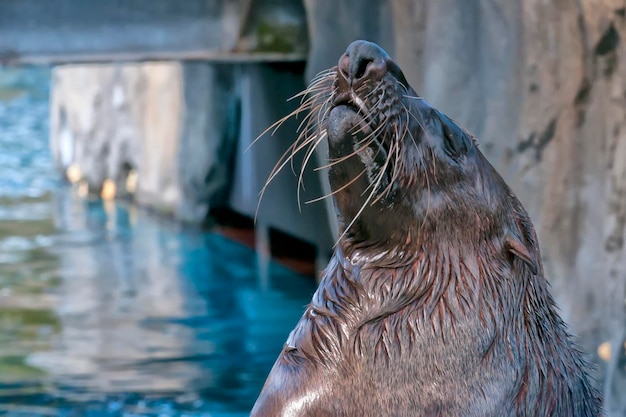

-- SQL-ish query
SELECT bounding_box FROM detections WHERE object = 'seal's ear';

[437,111,471,158]
[504,232,538,275]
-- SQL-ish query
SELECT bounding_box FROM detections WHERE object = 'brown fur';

[251,40,603,417]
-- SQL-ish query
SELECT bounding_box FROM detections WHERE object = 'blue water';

[0,68,317,416]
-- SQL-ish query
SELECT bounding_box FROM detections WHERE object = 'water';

[0,68,317,416]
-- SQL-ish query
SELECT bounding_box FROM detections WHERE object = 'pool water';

[0,68,317,416]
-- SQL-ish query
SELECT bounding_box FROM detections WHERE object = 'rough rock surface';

[176,63,238,223]
[305,0,626,413]
[50,62,237,223]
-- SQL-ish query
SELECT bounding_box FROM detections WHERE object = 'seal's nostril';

[340,40,391,84]
[354,58,373,80]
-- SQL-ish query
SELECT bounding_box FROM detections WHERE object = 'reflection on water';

[1,191,316,416]
[0,68,317,416]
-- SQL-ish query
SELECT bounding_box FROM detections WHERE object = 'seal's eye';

[439,113,469,159]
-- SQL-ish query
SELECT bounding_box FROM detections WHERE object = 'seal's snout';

[339,40,390,86]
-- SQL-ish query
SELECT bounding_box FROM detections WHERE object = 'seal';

[251,40,603,417]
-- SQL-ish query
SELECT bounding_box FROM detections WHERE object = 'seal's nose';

[338,40,390,85]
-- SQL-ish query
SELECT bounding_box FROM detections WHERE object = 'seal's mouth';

[328,99,388,168]
[332,91,369,120]
[326,43,408,169]
[329,77,393,166]
[330,88,375,132]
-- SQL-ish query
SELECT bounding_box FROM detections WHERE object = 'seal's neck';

[335,242,486,321]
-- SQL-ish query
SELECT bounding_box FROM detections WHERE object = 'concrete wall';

[0,0,309,64]
[49,62,238,223]
[0,0,243,63]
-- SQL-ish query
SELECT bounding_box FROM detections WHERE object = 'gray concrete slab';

[0,0,307,65]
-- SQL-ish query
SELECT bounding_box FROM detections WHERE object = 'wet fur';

[251,41,602,416]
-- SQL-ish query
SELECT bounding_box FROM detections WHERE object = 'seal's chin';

[327,105,371,146]
[327,105,390,166]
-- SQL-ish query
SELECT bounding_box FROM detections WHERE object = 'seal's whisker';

[305,167,368,205]
[307,67,337,85]
[352,136,389,200]
[399,104,432,225]
[402,102,428,138]
[349,113,386,139]
[256,139,317,220]
[372,123,401,202]
[288,82,329,102]
[275,93,325,131]
[359,89,385,126]
[294,101,327,144]
[350,92,385,131]
[320,138,385,204]
[371,145,397,203]
[402,102,439,185]
[403,119,432,231]
[395,78,410,92]
[298,94,332,135]
[256,107,308,177]
[296,70,335,97]
[429,141,439,185]
[314,135,379,171]
[375,126,403,202]
[315,125,387,171]
[247,99,317,154]
[296,97,322,132]
[350,120,374,136]
[295,85,332,109]
[342,82,381,128]
[392,134,402,184]
[300,74,334,93]
[316,98,334,130]
[294,91,326,114]
[261,131,319,196]
[258,92,332,216]
[305,78,335,94]
[297,131,328,211]
[356,98,385,132]
[246,113,294,153]
[363,82,383,100]
[402,105,439,186]
[288,76,333,126]
[253,74,336,196]
[263,144,307,197]
[335,136,394,245]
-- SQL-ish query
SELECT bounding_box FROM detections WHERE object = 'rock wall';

[50,63,179,208]
[305,0,626,413]
[50,62,237,223]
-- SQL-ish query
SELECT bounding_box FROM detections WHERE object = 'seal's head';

[266,40,537,272]
[320,41,536,271]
